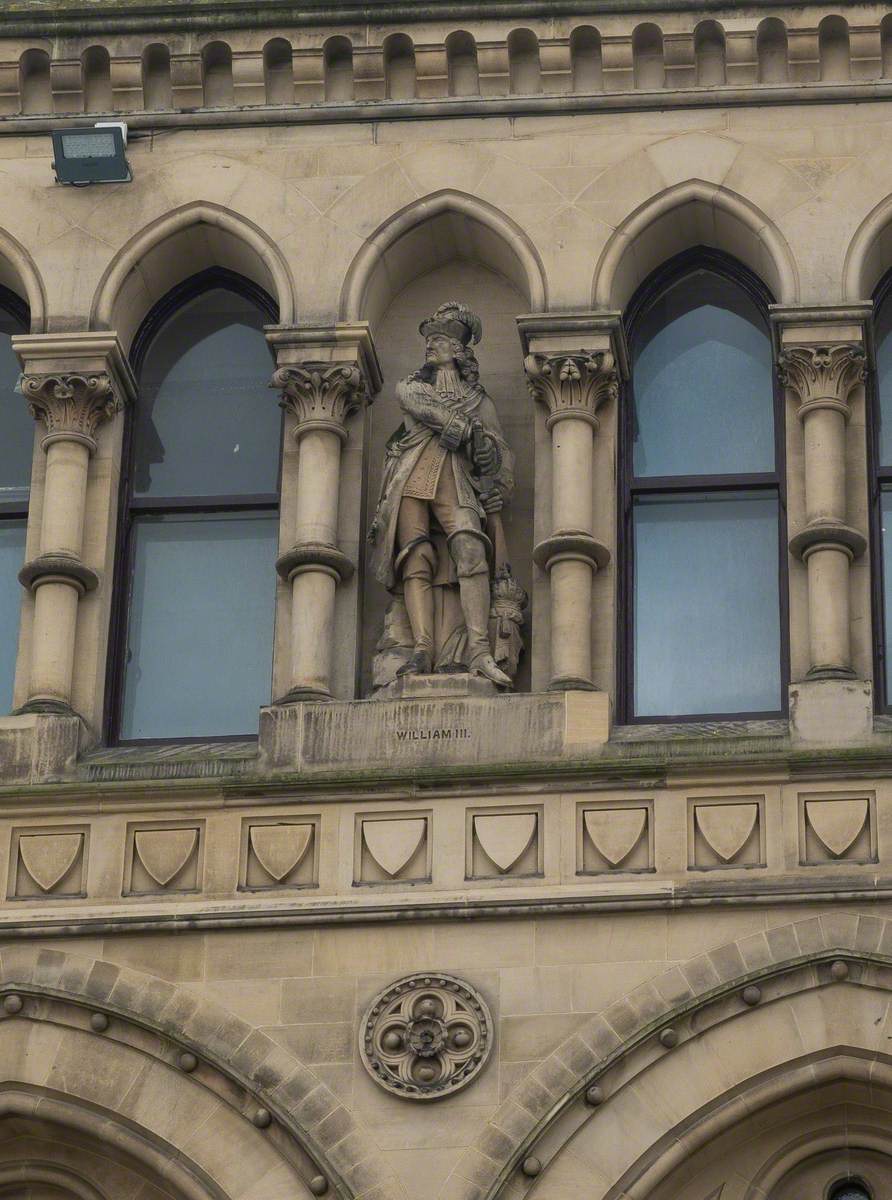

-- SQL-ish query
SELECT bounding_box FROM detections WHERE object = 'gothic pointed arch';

[448,913,892,1200]
[592,178,799,311]
[339,187,548,325]
[0,222,46,330]
[90,200,295,354]
[0,943,397,1200]
[843,192,892,301]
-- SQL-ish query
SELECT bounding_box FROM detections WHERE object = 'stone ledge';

[259,690,611,773]
[0,713,82,783]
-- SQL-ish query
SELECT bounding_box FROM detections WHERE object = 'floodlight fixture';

[52,122,131,186]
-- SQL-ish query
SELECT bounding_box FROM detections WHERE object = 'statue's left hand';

[473,434,500,476]
[479,489,503,514]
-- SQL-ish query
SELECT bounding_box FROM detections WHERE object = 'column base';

[789,677,872,745]
[13,698,79,718]
[274,687,333,705]
[547,676,597,692]
[805,664,857,681]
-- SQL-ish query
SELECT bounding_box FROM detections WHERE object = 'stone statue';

[369,302,526,690]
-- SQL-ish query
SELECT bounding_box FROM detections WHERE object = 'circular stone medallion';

[360,973,493,1101]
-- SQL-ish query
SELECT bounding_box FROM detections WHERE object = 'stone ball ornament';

[360,973,493,1100]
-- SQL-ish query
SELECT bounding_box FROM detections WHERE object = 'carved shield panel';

[19,833,82,893]
[695,803,758,864]
[135,828,198,887]
[250,824,313,883]
[474,813,536,873]
[363,818,427,878]
[584,808,647,867]
[806,798,869,858]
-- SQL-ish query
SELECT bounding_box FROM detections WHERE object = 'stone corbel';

[518,313,627,695]
[267,323,381,702]
[771,305,872,742]
[11,333,134,721]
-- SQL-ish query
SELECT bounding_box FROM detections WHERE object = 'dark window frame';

[867,266,892,713]
[618,246,789,724]
[105,267,280,746]
[0,283,32,521]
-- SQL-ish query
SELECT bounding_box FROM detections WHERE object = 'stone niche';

[360,259,535,695]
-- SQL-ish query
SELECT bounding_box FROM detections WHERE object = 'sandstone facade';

[0,1,891,1197]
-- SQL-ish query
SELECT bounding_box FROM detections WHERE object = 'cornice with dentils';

[0,0,876,38]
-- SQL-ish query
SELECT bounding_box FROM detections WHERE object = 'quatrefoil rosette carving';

[360,974,493,1101]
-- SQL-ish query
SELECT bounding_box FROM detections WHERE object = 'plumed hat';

[419,301,483,347]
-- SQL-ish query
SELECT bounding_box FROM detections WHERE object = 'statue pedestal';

[373,673,498,701]
[259,689,611,774]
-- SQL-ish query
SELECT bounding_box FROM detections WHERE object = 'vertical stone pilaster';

[12,333,134,722]
[518,314,625,699]
[267,324,381,703]
[778,341,866,678]
[772,305,873,744]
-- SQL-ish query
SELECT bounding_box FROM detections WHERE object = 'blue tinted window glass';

[134,289,278,498]
[877,303,892,467]
[632,271,774,478]
[0,520,25,709]
[121,512,278,739]
[882,490,892,706]
[633,491,781,716]
[0,318,32,502]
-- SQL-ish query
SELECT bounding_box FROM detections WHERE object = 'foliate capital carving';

[777,344,866,419]
[272,362,367,440]
[524,350,619,430]
[23,372,122,449]
[360,973,493,1101]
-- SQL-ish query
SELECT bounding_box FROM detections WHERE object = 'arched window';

[869,273,892,710]
[694,20,726,86]
[757,18,789,84]
[82,45,112,112]
[142,43,172,109]
[633,24,665,89]
[819,15,850,82]
[19,49,52,115]
[324,36,353,101]
[0,290,32,710]
[446,31,479,97]
[621,252,785,720]
[883,14,892,79]
[570,26,602,92]
[109,271,280,741]
[508,29,541,94]
[263,38,293,104]
[202,41,234,107]
[829,1183,872,1200]
[384,34,416,100]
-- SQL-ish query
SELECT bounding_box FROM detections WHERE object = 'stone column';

[12,334,133,718]
[521,321,621,691]
[778,342,866,679]
[268,326,381,702]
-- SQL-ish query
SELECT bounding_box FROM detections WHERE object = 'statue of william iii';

[369,302,517,688]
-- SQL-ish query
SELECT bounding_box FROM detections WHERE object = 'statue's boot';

[398,577,434,676]
[459,572,513,688]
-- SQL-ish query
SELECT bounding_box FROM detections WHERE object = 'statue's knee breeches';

[397,537,437,582]
[448,529,489,578]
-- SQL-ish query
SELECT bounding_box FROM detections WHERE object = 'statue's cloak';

[368,375,514,591]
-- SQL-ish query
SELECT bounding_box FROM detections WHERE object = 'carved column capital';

[272,362,368,441]
[524,350,619,431]
[777,343,866,420]
[23,372,123,451]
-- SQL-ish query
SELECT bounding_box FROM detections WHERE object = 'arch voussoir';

[447,913,892,1200]
[0,944,398,1200]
